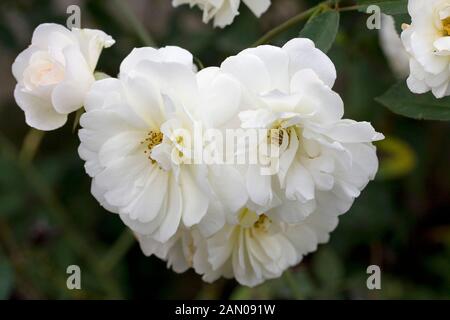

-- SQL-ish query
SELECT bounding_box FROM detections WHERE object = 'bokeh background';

[0,0,449,299]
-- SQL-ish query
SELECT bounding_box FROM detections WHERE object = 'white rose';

[12,23,114,130]
[133,39,383,286]
[137,229,195,274]
[402,0,450,98]
[191,207,336,287]
[219,38,384,224]
[137,205,337,287]
[78,46,247,243]
[172,0,271,28]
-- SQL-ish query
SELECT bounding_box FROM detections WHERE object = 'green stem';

[19,129,44,164]
[72,108,85,133]
[252,1,364,47]
[111,0,156,47]
[99,229,135,274]
[253,5,321,47]
[284,269,303,300]
[0,131,123,298]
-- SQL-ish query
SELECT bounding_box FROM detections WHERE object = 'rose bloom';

[138,205,336,287]
[78,46,247,243]
[136,38,384,287]
[12,23,114,130]
[402,0,450,98]
[172,0,271,28]
[218,38,384,224]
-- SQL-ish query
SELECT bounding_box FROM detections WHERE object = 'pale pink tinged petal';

[31,23,74,49]
[14,86,67,130]
[12,47,39,81]
[51,45,95,114]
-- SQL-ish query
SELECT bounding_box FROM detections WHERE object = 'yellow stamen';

[142,130,163,163]
[442,17,450,36]
[253,214,272,232]
[238,208,272,233]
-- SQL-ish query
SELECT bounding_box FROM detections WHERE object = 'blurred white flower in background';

[172,0,271,28]
[402,0,450,98]
[12,23,114,130]
[379,14,409,79]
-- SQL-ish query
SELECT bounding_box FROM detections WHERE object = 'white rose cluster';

[13,23,383,286]
[130,39,383,286]
[402,0,450,98]
[172,0,271,28]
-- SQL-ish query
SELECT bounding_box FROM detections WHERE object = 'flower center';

[268,120,291,146]
[238,208,272,233]
[253,214,272,232]
[142,130,163,162]
[24,59,65,89]
[442,17,450,36]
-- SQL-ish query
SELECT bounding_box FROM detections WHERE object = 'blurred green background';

[0,0,449,299]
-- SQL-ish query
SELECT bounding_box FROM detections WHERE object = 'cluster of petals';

[13,23,383,286]
[94,39,384,286]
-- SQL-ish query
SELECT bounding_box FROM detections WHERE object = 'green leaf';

[376,82,450,120]
[299,10,340,53]
[356,0,408,15]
